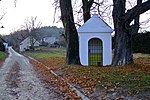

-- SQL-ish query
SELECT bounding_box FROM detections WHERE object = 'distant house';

[41,36,66,48]
[19,37,40,52]
[41,37,57,44]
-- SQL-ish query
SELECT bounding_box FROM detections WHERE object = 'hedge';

[0,42,5,52]
[132,32,150,53]
[112,32,150,54]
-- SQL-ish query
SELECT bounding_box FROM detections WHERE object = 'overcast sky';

[0,0,150,35]
[0,0,62,35]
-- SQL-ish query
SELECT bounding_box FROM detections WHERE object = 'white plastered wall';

[79,33,112,66]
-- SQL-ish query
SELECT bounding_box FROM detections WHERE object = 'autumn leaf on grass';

[106,88,115,93]
[105,82,112,87]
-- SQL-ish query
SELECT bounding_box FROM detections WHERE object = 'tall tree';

[82,0,94,22]
[112,0,150,66]
[59,0,80,65]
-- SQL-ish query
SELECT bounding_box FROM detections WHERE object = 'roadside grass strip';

[0,51,7,60]
[24,51,65,59]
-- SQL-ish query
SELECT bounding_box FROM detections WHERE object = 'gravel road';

[0,47,62,100]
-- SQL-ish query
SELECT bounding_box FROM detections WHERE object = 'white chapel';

[78,14,113,66]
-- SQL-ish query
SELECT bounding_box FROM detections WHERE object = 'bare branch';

[52,0,60,24]
[22,16,42,32]
[14,0,17,7]
[124,0,150,23]
[0,12,6,21]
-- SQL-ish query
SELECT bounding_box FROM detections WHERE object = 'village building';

[78,14,113,66]
[19,37,40,52]
[41,36,57,44]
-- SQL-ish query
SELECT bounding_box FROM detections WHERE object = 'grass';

[24,51,65,59]
[0,51,7,60]
[24,48,66,59]
[25,49,150,97]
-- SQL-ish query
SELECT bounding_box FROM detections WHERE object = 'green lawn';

[24,51,65,59]
[0,51,7,60]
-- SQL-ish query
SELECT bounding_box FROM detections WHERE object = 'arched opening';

[88,38,103,66]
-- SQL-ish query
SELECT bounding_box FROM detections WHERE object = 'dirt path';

[0,47,63,100]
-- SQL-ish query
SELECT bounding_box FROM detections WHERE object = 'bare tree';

[22,16,42,50]
[59,0,81,65]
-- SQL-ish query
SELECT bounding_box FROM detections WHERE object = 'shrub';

[132,32,150,54]
[0,51,7,60]
[0,42,5,52]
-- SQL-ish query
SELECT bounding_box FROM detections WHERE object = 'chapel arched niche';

[88,38,103,66]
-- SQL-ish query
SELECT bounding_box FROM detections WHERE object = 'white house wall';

[79,34,89,66]
[43,37,56,44]
[79,33,112,66]
[3,43,8,50]
[20,42,30,52]
[19,37,40,52]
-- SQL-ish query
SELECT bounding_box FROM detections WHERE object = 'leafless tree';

[21,16,42,50]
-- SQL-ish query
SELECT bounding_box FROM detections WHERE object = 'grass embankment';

[25,50,150,99]
[0,51,7,60]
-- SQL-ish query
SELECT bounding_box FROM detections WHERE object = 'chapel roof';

[78,14,113,33]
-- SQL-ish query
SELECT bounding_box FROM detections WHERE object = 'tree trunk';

[112,22,133,66]
[112,0,133,66]
[82,0,94,22]
[112,0,150,66]
[59,0,81,65]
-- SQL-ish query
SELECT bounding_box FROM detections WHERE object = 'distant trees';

[3,26,63,50]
